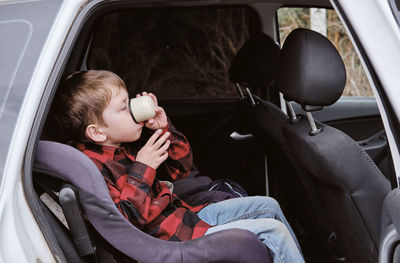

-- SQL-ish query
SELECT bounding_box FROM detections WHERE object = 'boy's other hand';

[136,92,168,130]
[136,129,170,169]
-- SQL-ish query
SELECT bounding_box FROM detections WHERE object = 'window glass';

[0,0,61,179]
[277,7,373,97]
[87,8,258,99]
[0,20,32,118]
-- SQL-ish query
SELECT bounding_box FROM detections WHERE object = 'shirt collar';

[75,141,126,160]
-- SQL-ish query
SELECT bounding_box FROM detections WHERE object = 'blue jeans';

[197,196,304,263]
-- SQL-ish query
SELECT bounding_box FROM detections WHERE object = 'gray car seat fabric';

[34,140,271,263]
[380,188,400,263]
[276,28,391,262]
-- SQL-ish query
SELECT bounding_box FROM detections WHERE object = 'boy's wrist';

[160,126,169,136]
[159,120,170,134]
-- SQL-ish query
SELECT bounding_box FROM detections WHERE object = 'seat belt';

[40,192,69,229]
[34,173,69,229]
[33,172,97,262]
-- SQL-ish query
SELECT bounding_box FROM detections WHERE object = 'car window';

[277,7,373,97]
[0,20,32,117]
[86,7,259,99]
[0,0,61,179]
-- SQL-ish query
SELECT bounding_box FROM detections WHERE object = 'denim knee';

[252,196,282,213]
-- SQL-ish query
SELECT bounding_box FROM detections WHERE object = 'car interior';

[27,0,399,263]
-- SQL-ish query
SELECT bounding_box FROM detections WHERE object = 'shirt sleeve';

[161,120,193,181]
[103,159,171,227]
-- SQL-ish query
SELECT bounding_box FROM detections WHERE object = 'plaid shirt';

[76,122,211,241]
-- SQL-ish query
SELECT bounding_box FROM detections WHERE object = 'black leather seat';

[276,28,392,263]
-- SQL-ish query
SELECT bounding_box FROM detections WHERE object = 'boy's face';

[100,87,144,147]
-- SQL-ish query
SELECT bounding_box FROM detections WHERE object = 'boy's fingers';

[136,94,141,98]
[146,129,162,145]
[160,151,169,162]
[148,93,158,106]
[154,132,170,149]
[157,140,170,153]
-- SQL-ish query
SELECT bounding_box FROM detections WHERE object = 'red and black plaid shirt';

[76,122,211,241]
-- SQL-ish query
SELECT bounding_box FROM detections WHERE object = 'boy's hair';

[52,70,126,142]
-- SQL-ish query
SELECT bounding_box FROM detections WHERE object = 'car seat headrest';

[229,33,280,89]
[276,28,346,110]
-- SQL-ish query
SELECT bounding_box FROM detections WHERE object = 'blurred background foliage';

[88,8,255,98]
[87,7,373,99]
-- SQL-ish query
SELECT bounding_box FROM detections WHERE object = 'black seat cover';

[228,32,329,258]
[277,28,345,107]
[34,141,271,263]
[230,33,280,89]
[276,28,391,263]
[229,33,288,148]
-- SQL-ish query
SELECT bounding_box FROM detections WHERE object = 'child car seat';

[34,140,271,263]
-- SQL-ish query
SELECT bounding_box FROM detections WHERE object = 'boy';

[54,70,304,263]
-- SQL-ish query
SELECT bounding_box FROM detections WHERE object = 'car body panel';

[0,1,84,262]
[1,0,400,262]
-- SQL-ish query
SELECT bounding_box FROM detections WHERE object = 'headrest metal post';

[245,88,256,106]
[286,101,297,121]
[306,111,322,135]
[235,83,245,99]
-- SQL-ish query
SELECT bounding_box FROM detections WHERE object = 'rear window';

[87,7,259,99]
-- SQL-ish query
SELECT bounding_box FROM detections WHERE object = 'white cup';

[129,96,156,123]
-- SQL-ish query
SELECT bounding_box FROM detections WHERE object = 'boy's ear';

[85,124,107,143]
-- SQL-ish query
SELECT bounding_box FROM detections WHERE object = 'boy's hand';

[136,129,170,169]
[136,92,168,130]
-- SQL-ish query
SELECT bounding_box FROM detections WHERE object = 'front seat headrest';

[276,28,346,108]
[229,33,280,89]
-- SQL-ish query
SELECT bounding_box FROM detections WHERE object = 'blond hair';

[53,70,126,141]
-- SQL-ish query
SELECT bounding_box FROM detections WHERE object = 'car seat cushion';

[282,118,391,246]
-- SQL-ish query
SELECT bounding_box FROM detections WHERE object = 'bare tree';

[88,8,251,99]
